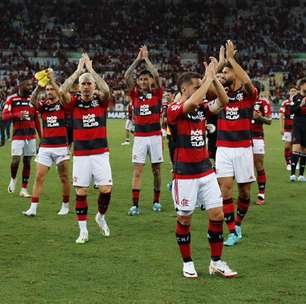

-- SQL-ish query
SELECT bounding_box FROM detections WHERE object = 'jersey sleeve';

[263,99,272,117]
[1,98,16,121]
[167,101,184,124]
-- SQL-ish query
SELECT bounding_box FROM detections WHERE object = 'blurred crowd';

[1,0,306,105]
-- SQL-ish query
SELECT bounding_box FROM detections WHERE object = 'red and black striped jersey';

[279,99,294,132]
[36,100,68,148]
[167,101,213,179]
[129,87,163,137]
[64,94,109,156]
[217,86,258,148]
[2,94,40,140]
[251,98,272,139]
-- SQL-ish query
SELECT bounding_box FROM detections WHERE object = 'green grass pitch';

[0,120,305,304]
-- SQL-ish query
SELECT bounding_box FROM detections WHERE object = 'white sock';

[30,203,38,212]
[78,221,87,233]
[62,202,69,208]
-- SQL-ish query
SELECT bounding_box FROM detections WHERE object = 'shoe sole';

[95,217,110,237]
[209,269,238,278]
[75,239,88,244]
[183,272,198,279]
[22,212,36,217]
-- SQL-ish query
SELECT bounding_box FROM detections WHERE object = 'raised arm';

[83,53,110,100]
[60,56,85,101]
[142,46,160,88]
[30,85,44,108]
[124,48,143,90]
[217,45,226,73]
[183,62,215,113]
[209,76,229,113]
[226,40,254,96]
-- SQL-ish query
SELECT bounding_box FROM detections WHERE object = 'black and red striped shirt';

[2,94,40,140]
[279,99,294,132]
[36,100,68,148]
[64,94,108,156]
[217,86,258,148]
[167,101,213,179]
[251,98,272,139]
[130,87,163,137]
[291,94,306,124]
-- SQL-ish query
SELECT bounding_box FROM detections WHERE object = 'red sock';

[22,164,30,188]
[75,195,88,221]
[257,169,266,195]
[176,221,192,262]
[32,197,39,204]
[132,189,140,207]
[284,148,292,165]
[223,198,236,233]
[62,195,69,203]
[153,189,160,203]
[235,197,250,226]
[208,220,224,261]
[98,192,111,215]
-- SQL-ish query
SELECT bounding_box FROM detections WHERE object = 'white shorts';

[172,173,223,216]
[11,139,36,156]
[215,146,256,183]
[252,139,265,155]
[35,147,70,167]
[125,119,134,132]
[132,135,164,164]
[282,132,292,143]
[73,153,112,187]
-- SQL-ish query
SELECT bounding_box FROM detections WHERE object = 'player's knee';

[208,208,224,221]
[239,188,250,200]
[11,156,20,166]
[36,172,46,184]
[59,174,69,184]
[177,215,192,226]
[99,185,112,193]
[76,187,88,196]
[152,166,160,177]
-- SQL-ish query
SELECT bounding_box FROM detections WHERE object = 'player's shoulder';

[6,93,18,102]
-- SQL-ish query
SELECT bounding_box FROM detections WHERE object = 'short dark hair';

[223,62,233,69]
[253,80,263,94]
[177,72,202,93]
[289,84,297,90]
[297,78,306,88]
[137,69,153,79]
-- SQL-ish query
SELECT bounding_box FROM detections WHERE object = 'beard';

[223,79,233,87]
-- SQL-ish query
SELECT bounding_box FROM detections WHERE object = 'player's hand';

[219,45,225,65]
[209,57,219,73]
[136,48,143,61]
[83,53,94,73]
[280,129,284,135]
[253,111,262,119]
[204,61,215,80]
[47,68,54,81]
[226,40,237,60]
[77,56,85,74]
[19,111,30,120]
[142,45,149,60]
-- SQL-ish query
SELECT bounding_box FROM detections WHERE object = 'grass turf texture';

[0,120,305,304]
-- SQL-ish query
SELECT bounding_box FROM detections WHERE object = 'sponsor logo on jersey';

[46,116,60,127]
[140,104,152,116]
[190,129,205,147]
[82,114,99,128]
[225,106,239,120]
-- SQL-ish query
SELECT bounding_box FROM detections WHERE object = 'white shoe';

[298,175,306,182]
[57,204,69,215]
[209,260,238,278]
[95,213,110,237]
[290,175,297,182]
[19,188,31,198]
[121,141,130,145]
[8,178,17,193]
[22,208,36,217]
[183,261,198,278]
[75,231,89,244]
[286,164,291,171]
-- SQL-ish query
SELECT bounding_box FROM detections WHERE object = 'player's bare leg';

[8,155,21,193]
[129,163,144,215]
[75,187,89,244]
[207,207,237,278]
[284,141,292,170]
[23,163,49,216]
[95,185,112,236]
[151,163,161,212]
[57,160,70,215]
[254,154,266,205]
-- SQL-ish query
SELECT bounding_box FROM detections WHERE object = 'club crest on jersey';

[254,104,260,111]
[46,116,59,127]
[91,100,99,107]
[140,104,152,116]
[190,129,205,147]
[186,109,205,121]
[225,106,239,120]
[82,114,99,128]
